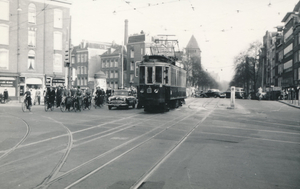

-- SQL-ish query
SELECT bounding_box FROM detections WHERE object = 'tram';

[137,39,186,112]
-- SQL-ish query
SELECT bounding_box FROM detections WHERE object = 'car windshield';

[114,91,129,96]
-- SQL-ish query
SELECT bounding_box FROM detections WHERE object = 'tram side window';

[139,66,145,84]
[164,67,169,84]
[155,66,162,83]
[147,67,153,84]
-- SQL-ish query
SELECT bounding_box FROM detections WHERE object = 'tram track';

[47,103,213,189]
[0,114,31,160]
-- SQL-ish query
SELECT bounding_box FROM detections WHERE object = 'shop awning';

[26,78,43,85]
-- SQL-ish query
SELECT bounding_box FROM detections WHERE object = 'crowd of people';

[0,89,9,103]
[23,85,112,111]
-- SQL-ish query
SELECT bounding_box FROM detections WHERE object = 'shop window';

[54,9,62,28]
[0,24,9,45]
[28,50,35,70]
[28,29,36,47]
[28,3,36,24]
[0,0,9,21]
[0,49,9,70]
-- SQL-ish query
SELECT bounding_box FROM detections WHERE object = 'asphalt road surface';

[0,98,299,189]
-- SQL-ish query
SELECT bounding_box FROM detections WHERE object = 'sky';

[70,0,299,82]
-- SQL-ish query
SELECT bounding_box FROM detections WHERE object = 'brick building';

[0,0,71,99]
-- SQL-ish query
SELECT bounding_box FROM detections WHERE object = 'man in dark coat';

[56,86,62,107]
[3,89,8,103]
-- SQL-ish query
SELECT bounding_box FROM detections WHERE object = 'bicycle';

[22,97,31,112]
[82,96,92,110]
[44,97,54,112]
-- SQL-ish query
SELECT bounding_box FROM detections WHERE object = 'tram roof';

[143,55,176,65]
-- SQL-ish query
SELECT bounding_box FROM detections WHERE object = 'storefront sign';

[0,80,15,87]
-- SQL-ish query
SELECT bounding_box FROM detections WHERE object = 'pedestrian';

[3,89,8,103]
[35,88,41,105]
[49,87,56,106]
[56,86,62,107]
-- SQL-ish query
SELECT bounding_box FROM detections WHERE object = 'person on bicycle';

[49,87,56,107]
[257,87,263,100]
[56,86,63,108]
[24,88,32,109]
[84,88,92,108]
[75,86,83,110]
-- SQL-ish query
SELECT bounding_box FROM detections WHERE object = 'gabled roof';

[186,35,200,50]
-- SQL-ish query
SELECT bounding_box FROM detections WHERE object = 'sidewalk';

[278,100,300,109]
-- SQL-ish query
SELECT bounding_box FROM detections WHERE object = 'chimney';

[124,19,128,46]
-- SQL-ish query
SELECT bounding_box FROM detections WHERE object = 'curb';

[278,100,300,109]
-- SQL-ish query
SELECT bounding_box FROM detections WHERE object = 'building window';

[130,48,134,58]
[114,59,118,67]
[84,54,88,62]
[0,0,9,21]
[111,82,114,89]
[0,24,9,45]
[130,74,134,82]
[130,61,134,71]
[53,54,62,72]
[28,50,35,70]
[102,61,105,68]
[111,71,114,78]
[109,60,113,67]
[115,71,118,78]
[0,49,9,70]
[81,54,84,62]
[115,82,118,89]
[28,3,36,24]
[54,32,62,50]
[28,29,36,47]
[77,54,80,63]
[106,61,109,68]
[54,9,62,28]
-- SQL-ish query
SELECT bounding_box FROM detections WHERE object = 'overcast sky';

[70,0,298,82]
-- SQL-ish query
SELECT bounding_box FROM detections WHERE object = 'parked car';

[194,90,205,98]
[219,92,226,98]
[202,89,221,98]
[107,89,137,110]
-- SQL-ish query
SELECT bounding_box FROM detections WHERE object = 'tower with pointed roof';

[186,35,201,58]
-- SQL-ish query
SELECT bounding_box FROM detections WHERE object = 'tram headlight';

[140,89,144,93]
[154,89,159,93]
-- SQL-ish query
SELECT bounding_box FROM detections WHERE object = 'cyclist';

[83,88,92,109]
[75,86,83,110]
[257,87,263,101]
[24,88,32,109]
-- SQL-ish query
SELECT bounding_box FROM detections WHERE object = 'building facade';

[125,32,152,88]
[100,46,126,90]
[71,40,111,90]
[0,0,71,99]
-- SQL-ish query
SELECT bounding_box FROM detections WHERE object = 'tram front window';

[155,66,162,83]
[147,67,153,83]
[139,66,145,84]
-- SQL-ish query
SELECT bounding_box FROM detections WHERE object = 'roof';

[186,35,200,50]
[94,71,106,79]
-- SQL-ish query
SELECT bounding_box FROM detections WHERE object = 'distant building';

[185,35,201,58]
[125,32,152,88]
[0,0,71,99]
[100,46,127,89]
[71,40,111,90]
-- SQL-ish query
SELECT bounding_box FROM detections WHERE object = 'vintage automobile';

[107,89,137,110]
[201,89,222,98]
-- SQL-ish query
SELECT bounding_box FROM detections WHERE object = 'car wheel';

[108,106,112,110]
